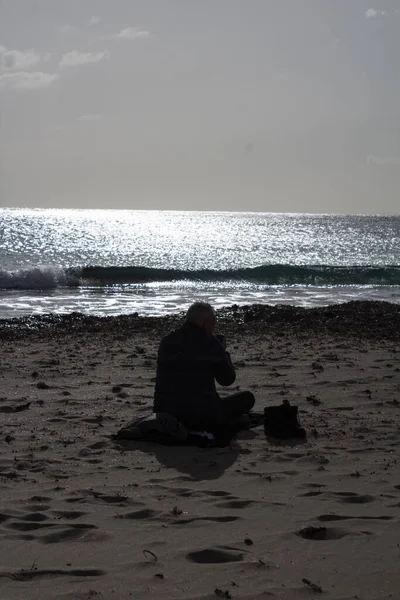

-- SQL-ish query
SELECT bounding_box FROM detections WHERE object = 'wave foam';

[0,267,79,290]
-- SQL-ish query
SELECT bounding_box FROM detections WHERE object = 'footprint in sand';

[64,496,88,504]
[40,524,101,544]
[66,490,133,505]
[6,522,54,532]
[18,512,49,522]
[186,546,245,564]
[202,490,232,497]
[305,484,327,488]
[51,510,87,519]
[2,510,105,545]
[318,514,393,522]
[339,494,375,504]
[28,496,52,502]
[297,526,354,540]
[119,509,159,520]
[0,402,31,413]
[0,568,105,581]
[0,513,13,524]
[87,441,109,450]
[173,490,196,498]
[173,516,240,525]
[216,500,255,509]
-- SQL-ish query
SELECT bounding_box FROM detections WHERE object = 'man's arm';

[212,337,236,386]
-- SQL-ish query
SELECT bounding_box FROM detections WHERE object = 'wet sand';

[1,301,400,599]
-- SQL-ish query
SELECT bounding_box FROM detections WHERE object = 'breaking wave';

[2,264,400,290]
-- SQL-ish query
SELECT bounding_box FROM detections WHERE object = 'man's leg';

[221,390,255,424]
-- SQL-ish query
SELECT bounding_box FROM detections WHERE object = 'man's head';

[186,302,216,334]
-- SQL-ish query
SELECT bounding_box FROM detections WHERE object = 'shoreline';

[1,299,400,341]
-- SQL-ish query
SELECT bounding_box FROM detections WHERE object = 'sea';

[1,208,400,319]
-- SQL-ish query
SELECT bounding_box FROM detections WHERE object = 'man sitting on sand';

[154,302,255,433]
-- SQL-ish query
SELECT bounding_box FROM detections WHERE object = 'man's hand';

[216,334,227,350]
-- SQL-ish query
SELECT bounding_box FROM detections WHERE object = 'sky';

[0,0,399,214]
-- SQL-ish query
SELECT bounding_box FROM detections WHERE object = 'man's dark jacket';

[153,322,236,430]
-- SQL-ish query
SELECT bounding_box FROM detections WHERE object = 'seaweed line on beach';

[1,300,400,342]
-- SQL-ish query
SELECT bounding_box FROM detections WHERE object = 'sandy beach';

[1,301,400,600]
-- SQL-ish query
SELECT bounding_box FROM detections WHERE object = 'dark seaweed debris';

[218,300,400,341]
[0,301,400,342]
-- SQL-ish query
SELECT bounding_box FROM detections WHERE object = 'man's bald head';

[186,302,216,333]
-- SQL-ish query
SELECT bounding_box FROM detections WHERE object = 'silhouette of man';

[154,302,255,432]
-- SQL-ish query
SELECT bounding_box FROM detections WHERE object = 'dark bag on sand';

[264,401,306,440]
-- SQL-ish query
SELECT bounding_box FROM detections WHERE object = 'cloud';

[97,27,150,42]
[0,47,55,90]
[78,113,104,121]
[0,71,59,90]
[367,155,400,165]
[114,27,150,40]
[1,49,43,71]
[59,24,73,33]
[90,16,100,25]
[365,8,390,18]
[59,50,108,69]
